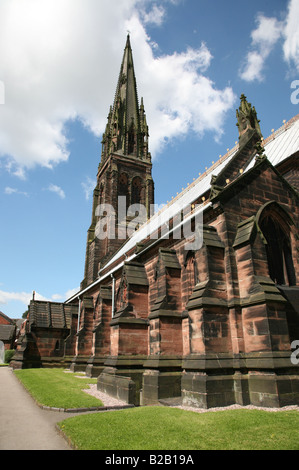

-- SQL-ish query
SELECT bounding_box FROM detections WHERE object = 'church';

[12,36,299,409]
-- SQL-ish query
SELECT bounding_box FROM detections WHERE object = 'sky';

[0,0,299,319]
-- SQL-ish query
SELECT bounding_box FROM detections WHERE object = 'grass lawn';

[13,368,299,450]
[58,406,299,451]
[14,368,103,409]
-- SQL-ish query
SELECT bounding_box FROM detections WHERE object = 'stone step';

[159,396,182,407]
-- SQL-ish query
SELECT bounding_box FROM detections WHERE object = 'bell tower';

[81,35,155,289]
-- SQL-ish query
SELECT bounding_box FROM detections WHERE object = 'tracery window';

[131,176,142,205]
[184,250,197,299]
[118,173,129,210]
[260,213,296,286]
[116,277,128,311]
[99,184,104,206]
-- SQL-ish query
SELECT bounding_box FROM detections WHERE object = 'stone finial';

[254,140,267,163]
[236,94,262,140]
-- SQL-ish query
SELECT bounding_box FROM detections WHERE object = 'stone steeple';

[81,35,154,289]
[100,34,150,165]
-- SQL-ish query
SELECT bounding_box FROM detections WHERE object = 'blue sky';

[0,0,299,318]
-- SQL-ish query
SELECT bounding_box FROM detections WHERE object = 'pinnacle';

[100,36,150,162]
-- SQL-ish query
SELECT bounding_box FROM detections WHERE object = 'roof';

[29,301,78,329]
[66,113,299,303]
[103,113,299,269]
[0,311,14,325]
[0,324,16,341]
[124,261,149,286]
[262,115,299,167]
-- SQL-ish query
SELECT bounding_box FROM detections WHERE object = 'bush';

[4,349,15,364]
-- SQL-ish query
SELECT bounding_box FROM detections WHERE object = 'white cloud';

[51,287,80,302]
[0,80,4,104]
[141,4,165,26]
[251,15,283,46]
[240,14,284,82]
[283,0,299,72]
[240,51,265,82]
[0,287,79,309]
[0,0,235,175]
[240,1,299,82]
[4,186,28,196]
[0,290,47,307]
[4,187,17,195]
[64,287,80,299]
[47,184,66,199]
[4,160,26,180]
[51,294,64,301]
[125,13,235,153]
[81,176,96,201]
[136,41,234,152]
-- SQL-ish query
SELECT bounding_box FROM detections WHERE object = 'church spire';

[82,36,154,288]
[100,35,150,164]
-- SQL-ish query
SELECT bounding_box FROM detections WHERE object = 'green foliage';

[22,310,28,319]
[14,368,103,409]
[4,349,15,364]
[58,406,299,451]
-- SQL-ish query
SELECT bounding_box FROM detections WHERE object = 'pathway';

[0,367,71,450]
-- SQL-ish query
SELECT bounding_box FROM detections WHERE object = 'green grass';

[13,369,299,450]
[14,368,103,409]
[58,406,299,451]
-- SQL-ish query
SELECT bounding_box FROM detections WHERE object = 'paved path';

[0,367,71,450]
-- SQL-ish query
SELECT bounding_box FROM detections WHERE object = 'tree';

[22,310,28,319]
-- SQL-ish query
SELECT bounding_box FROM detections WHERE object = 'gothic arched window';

[259,211,296,286]
[118,173,129,210]
[184,250,197,299]
[119,173,128,195]
[99,184,104,206]
[116,277,128,311]
[131,176,142,205]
